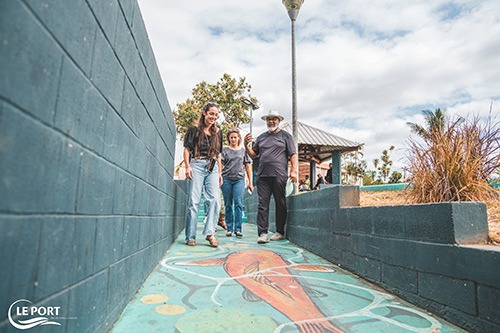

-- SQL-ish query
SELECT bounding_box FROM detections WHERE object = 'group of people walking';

[183,102,297,247]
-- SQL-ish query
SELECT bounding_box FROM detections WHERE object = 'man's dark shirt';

[252,130,296,179]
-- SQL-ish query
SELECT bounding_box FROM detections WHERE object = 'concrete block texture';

[0,217,42,316]
[381,263,418,294]
[0,0,62,124]
[0,104,81,213]
[478,285,500,324]
[0,0,184,331]
[279,183,499,332]
[419,272,477,315]
[24,0,96,76]
[36,217,97,300]
[55,58,108,155]
[451,202,488,244]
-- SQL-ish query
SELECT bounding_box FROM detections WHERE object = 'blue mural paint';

[111,226,466,333]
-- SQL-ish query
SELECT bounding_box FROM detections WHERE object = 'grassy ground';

[359,190,500,245]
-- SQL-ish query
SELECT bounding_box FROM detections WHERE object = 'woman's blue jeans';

[221,178,245,233]
[185,159,220,242]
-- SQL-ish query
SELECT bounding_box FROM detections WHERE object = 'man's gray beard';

[267,125,279,132]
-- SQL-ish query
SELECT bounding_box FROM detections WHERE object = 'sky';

[137,0,500,173]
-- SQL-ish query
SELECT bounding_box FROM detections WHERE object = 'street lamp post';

[242,98,259,188]
[241,98,259,137]
[282,0,304,194]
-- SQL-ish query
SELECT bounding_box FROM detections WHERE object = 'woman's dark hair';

[203,102,219,112]
[194,102,220,159]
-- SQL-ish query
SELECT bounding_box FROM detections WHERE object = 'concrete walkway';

[110,224,465,333]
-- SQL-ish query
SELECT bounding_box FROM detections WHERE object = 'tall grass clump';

[406,114,500,203]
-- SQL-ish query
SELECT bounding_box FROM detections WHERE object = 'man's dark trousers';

[256,176,287,236]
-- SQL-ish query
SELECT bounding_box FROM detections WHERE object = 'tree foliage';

[378,145,395,182]
[341,151,367,185]
[369,146,395,183]
[173,73,259,141]
[407,108,447,142]
[388,171,403,183]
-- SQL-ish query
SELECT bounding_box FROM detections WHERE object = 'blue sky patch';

[437,2,465,21]
[209,26,224,36]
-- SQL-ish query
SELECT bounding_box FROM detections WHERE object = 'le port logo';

[8,299,62,330]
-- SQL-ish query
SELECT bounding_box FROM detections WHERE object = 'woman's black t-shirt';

[183,126,222,158]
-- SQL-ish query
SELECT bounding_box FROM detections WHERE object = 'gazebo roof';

[282,121,363,163]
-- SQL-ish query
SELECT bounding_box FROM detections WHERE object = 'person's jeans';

[185,159,220,242]
[221,178,245,233]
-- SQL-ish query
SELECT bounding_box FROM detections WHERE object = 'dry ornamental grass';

[394,112,500,244]
[359,190,500,245]
[406,115,500,204]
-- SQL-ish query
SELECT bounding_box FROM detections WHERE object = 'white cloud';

[137,0,500,172]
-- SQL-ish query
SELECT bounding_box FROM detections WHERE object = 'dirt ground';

[359,191,500,245]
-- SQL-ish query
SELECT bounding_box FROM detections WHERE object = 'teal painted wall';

[0,1,186,332]
[360,183,409,191]
[245,186,499,333]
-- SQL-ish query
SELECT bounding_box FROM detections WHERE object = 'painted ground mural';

[111,227,465,333]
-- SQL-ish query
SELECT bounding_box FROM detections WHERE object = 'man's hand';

[289,170,298,184]
[244,133,253,146]
[244,133,258,159]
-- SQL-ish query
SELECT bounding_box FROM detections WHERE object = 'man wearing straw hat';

[244,110,298,243]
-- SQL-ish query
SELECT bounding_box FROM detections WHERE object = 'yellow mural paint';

[155,304,186,315]
[141,294,168,304]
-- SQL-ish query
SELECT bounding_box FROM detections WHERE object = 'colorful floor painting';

[111,225,466,333]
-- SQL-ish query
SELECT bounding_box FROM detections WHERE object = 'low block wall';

[245,186,500,333]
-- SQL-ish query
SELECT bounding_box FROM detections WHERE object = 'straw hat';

[260,110,284,121]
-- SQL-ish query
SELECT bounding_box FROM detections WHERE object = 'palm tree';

[378,146,395,182]
[407,108,447,142]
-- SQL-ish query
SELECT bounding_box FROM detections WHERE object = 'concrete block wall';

[0,1,186,332]
[244,186,500,332]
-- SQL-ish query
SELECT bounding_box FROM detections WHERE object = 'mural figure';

[178,249,344,332]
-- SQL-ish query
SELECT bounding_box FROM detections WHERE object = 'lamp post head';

[282,0,304,21]
[241,98,259,110]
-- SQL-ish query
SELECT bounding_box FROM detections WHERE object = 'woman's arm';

[184,147,193,179]
[217,153,223,186]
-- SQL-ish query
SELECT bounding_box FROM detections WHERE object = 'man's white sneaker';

[270,232,284,241]
[257,233,269,243]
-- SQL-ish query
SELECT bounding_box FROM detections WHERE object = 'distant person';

[304,174,311,189]
[244,110,298,243]
[183,102,222,247]
[325,163,333,184]
[221,128,253,237]
[314,173,325,190]
[299,179,309,192]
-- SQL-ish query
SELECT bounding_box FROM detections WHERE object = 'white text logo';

[8,299,62,330]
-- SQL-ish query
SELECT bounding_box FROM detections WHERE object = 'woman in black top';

[183,102,222,247]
